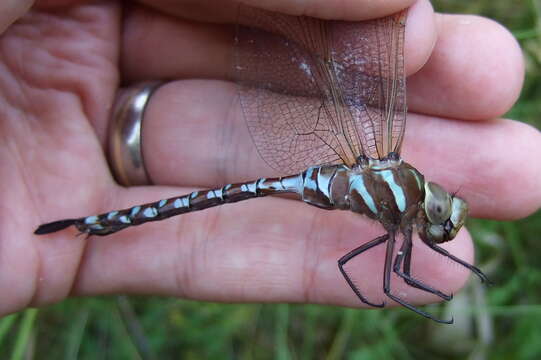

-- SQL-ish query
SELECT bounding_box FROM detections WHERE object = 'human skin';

[0,0,539,317]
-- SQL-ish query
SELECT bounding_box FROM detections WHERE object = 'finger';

[0,0,33,34]
[120,2,521,121]
[407,14,524,120]
[121,0,434,86]
[232,0,415,19]
[401,116,541,220]
[138,0,416,23]
[140,79,541,220]
[33,187,474,309]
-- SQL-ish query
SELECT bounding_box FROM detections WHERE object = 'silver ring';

[108,82,164,186]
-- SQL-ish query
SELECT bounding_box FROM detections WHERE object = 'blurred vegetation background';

[2,0,540,359]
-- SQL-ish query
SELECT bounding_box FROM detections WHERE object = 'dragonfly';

[35,7,489,323]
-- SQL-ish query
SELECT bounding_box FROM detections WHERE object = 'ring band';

[108,82,164,186]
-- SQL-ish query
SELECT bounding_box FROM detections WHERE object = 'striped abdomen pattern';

[35,175,304,236]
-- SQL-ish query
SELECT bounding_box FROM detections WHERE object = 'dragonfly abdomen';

[35,162,424,236]
[35,175,304,236]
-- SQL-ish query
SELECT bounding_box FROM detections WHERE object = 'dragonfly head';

[419,182,468,244]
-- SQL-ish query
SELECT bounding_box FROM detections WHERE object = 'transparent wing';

[233,7,407,174]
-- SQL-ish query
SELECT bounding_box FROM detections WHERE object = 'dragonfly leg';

[338,234,389,308]
[383,231,453,324]
[423,241,492,285]
[392,230,452,301]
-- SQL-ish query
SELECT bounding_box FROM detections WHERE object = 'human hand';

[1,0,538,317]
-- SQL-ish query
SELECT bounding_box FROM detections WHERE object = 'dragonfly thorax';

[300,159,425,227]
[302,159,469,246]
[348,160,424,225]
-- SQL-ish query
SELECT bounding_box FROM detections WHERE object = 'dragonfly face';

[419,182,469,244]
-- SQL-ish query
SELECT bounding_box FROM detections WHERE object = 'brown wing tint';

[233,7,407,174]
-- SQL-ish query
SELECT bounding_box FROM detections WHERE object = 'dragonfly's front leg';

[422,240,491,285]
[337,234,388,308]
[383,231,454,324]
[392,229,453,301]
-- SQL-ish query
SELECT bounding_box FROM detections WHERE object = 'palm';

[0,3,119,313]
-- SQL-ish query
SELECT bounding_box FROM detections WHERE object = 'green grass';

[3,1,541,359]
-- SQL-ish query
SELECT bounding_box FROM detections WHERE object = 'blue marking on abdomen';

[84,215,98,224]
[130,206,141,217]
[379,170,406,212]
[317,168,332,198]
[304,167,317,191]
[350,175,377,215]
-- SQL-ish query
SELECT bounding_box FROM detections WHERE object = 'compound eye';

[448,197,469,239]
[424,182,452,224]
